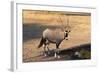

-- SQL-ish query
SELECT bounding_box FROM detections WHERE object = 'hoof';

[47,51,51,55]
[54,53,57,58]
[44,54,47,57]
[54,53,60,58]
[54,55,60,59]
[42,51,47,56]
[57,55,60,59]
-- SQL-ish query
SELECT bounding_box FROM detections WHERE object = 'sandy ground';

[22,11,91,62]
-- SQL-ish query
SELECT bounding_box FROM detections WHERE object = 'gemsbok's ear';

[68,30,71,32]
[68,30,71,33]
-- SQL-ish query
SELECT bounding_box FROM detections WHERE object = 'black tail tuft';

[38,37,46,48]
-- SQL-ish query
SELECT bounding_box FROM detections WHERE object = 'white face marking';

[64,31,68,40]
[64,31,67,34]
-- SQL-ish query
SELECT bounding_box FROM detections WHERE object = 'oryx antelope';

[38,16,71,58]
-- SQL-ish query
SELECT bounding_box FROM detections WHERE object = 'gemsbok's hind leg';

[43,42,50,56]
[45,40,50,55]
[46,43,51,55]
[43,44,47,56]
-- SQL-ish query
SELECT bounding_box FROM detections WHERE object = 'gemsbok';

[38,16,71,58]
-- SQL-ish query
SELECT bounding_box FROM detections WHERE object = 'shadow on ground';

[23,43,91,62]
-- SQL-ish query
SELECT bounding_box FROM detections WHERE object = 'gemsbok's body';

[38,16,71,58]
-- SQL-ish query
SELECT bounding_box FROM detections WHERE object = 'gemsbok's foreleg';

[54,43,60,58]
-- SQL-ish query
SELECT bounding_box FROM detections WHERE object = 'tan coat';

[43,28,65,43]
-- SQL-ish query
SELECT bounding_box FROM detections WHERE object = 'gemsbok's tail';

[38,37,46,48]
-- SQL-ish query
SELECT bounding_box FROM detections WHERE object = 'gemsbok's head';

[59,15,71,40]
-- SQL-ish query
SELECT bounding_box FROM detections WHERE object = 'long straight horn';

[59,15,64,26]
[67,18,69,26]
[58,15,66,30]
[66,17,71,32]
